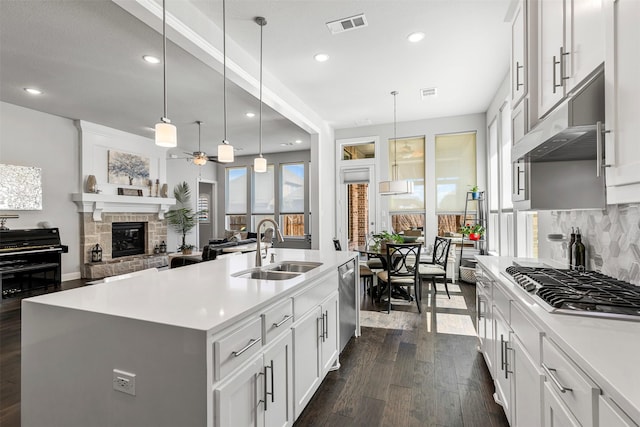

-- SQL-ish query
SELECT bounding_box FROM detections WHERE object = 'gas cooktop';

[505,266,640,320]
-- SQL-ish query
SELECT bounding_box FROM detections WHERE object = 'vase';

[86,175,97,193]
[469,233,480,241]
[182,248,193,255]
[160,183,168,198]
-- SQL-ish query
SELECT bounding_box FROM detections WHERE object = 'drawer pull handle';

[324,311,329,339]
[542,363,573,393]
[232,338,261,357]
[273,314,293,328]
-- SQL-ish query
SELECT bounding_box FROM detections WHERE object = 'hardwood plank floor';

[294,280,509,427]
[0,278,508,427]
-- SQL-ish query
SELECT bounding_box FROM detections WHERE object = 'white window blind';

[226,167,247,214]
[280,163,304,213]
[435,132,477,212]
[252,164,274,213]
[389,137,425,211]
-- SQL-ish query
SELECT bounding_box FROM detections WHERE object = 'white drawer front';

[213,317,262,381]
[293,277,336,319]
[493,284,511,322]
[599,396,639,427]
[542,336,600,427]
[263,298,294,344]
[511,301,542,364]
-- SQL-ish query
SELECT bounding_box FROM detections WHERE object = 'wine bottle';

[574,227,586,270]
[568,227,576,269]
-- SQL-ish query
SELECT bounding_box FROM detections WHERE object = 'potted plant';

[165,181,204,253]
[469,185,481,200]
[371,231,404,252]
[460,223,485,241]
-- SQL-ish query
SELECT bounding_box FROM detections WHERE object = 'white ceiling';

[0,0,512,157]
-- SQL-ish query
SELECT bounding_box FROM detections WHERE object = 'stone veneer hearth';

[81,213,168,279]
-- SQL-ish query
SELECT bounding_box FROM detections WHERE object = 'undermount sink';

[231,261,322,281]
[266,261,323,273]
[232,269,301,281]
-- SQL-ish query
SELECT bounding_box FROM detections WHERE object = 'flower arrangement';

[371,231,404,251]
[460,223,485,240]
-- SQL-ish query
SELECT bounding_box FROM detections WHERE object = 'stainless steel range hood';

[511,67,606,211]
[512,68,604,162]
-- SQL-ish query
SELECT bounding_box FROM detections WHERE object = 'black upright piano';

[0,228,67,298]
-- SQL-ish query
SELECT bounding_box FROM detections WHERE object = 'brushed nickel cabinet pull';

[232,337,261,357]
[273,314,293,328]
[542,363,573,393]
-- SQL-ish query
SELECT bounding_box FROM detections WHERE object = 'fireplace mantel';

[72,193,176,221]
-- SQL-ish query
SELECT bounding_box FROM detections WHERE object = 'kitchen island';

[21,249,358,427]
[476,256,640,426]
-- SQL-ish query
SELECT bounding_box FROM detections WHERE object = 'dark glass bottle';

[573,227,586,270]
[568,227,576,269]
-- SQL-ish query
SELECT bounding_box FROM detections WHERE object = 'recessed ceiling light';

[295,140,302,144]
[245,112,255,118]
[24,88,42,95]
[407,32,425,43]
[143,55,160,64]
[314,53,329,62]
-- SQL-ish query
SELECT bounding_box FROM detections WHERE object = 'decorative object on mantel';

[154,0,177,148]
[160,240,167,253]
[155,179,160,197]
[217,0,234,163]
[165,181,204,252]
[160,183,168,198]
[379,91,414,195]
[91,243,103,262]
[148,179,153,197]
[108,150,150,186]
[0,214,19,230]
[86,174,97,193]
[0,164,43,210]
[117,188,143,197]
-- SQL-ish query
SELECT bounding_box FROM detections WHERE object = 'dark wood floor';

[294,280,509,427]
[1,278,508,427]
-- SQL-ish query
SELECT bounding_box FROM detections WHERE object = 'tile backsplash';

[547,204,640,285]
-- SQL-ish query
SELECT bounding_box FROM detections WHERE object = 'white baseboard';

[62,272,82,282]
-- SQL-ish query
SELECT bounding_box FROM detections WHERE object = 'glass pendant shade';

[379,179,414,195]
[155,121,177,147]
[254,156,267,173]
[217,143,234,163]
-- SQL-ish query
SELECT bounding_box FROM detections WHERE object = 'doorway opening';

[347,183,369,251]
[197,181,215,249]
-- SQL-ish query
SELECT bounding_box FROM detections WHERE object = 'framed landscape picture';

[108,150,150,186]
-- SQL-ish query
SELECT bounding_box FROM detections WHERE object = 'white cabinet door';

[493,307,513,423]
[566,0,604,91]
[320,292,339,375]
[263,331,294,427]
[604,0,640,203]
[599,396,639,427]
[292,307,322,418]
[538,0,566,117]
[543,383,581,427]
[215,356,265,427]
[512,335,543,427]
[512,0,528,106]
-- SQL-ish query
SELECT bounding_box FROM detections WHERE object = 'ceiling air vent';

[420,87,438,99]
[326,14,368,35]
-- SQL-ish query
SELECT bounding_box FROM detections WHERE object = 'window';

[252,164,274,213]
[389,137,424,212]
[500,105,513,210]
[343,142,375,160]
[225,167,247,230]
[435,132,477,213]
[280,163,305,237]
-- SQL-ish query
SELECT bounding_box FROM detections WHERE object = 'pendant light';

[217,0,234,163]
[253,17,267,173]
[193,121,207,166]
[379,91,414,195]
[155,0,177,147]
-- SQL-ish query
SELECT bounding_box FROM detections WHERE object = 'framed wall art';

[0,164,43,210]
[107,150,150,186]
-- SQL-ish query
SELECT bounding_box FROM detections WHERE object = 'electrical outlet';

[112,369,136,396]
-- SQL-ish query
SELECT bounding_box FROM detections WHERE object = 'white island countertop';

[23,249,357,333]
[476,256,640,422]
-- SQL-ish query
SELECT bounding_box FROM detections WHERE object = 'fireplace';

[112,222,146,258]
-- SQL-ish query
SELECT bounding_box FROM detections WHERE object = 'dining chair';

[419,236,452,299]
[333,238,374,297]
[376,243,422,313]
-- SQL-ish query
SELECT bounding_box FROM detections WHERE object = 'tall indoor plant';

[165,181,202,253]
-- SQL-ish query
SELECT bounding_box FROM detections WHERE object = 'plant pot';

[181,248,193,255]
[472,191,480,200]
[469,233,481,241]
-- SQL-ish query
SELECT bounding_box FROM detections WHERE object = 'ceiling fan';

[169,121,225,165]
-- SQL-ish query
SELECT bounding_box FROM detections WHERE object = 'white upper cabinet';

[511,0,528,106]
[538,0,604,119]
[604,0,640,204]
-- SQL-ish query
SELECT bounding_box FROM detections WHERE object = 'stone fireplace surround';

[81,212,168,279]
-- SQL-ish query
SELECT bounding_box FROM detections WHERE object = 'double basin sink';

[232,261,323,281]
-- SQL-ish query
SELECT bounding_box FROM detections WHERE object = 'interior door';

[197,180,215,250]
[337,165,376,251]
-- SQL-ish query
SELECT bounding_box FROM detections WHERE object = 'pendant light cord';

[222,0,227,142]
[259,18,264,157]
[162,0,168,121]
[197,121,201,151]
[392,91,398,181]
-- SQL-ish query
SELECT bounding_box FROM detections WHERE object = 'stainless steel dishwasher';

[338,258,357,353]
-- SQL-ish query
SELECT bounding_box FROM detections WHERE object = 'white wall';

[0,101,81,279]
[335,113,487,245]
